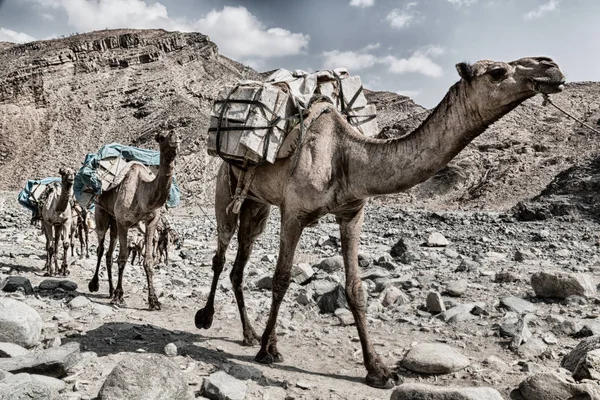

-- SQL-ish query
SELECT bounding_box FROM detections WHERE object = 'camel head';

[155,130,180,160]
[455,56,565,116]
[58,168,75,184]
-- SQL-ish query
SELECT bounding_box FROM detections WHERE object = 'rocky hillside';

[0,29,259,202]
[1,28,599,212]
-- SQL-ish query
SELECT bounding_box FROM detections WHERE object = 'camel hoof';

[148,297,161,311]
[365,371,402,389]
[194,307,214,329]
[255,349,284,364]
[88,280,99,293]
[242,334,260,347]
[110,297,125,307]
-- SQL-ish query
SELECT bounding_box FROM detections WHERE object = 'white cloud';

[322,50,378,70]
[322,44,445,77]
[27,1,309,64]
[446,0,478,6]
[194,7,309,59]
[362,43,381,52]
[523,0,560,20]
[350,0,375,8]
[0,27,36,43]
[385,3,420,29]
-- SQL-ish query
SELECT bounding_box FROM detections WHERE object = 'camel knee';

[345,279,366,312]
[229,269,243,289]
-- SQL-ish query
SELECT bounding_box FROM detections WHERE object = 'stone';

[514,249,536,262]
[315,256,344,273]
[0,372,56,399]
[98,353,191,400]
[360,266,390,280]
[437,302,485,324]
[494,271,520,283]
[530,271,596,299]
[0,342,80,377]
[390,383,503,400]
[516,372,598,400]
[516,338,547,359]
[38,279,61,291]
[381,286,408,307]
[226,363,262,381]
[0,298,42,348]
[401,343,470,374]
[426,232,449,247]
[0,342,30,358]
[456,259,479,272]
[58,280,77,291]
[1,276,34,295]
[483,355,511,372]
[202,370,247,400]
[426,291,446,313]
[446,279,468,297]
[164,343,177,357]
[255,275,272,290]
[318,285,349,314]
[296,288,314,306]
[390,238,411,258]
[334,308,354,326]
[292,263,314,285]
[573,348,600,381]
[562,336,600,372]
[29,374,66,393]
[68,296,91,309]
[500,296,537,314]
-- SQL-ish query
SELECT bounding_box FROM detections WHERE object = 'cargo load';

[18,177,61,214]
[207,68,378,167]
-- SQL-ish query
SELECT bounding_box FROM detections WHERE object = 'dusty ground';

[2,189,600,399]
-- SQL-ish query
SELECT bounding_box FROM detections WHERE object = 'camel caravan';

[16,57,565,388]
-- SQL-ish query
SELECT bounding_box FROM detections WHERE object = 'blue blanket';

[74,143,181,209]
[18,177,61,213]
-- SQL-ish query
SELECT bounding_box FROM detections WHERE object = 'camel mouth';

[530,78,565,94]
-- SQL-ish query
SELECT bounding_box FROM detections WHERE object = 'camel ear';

[456,62,473,82]
[155,133,165,143]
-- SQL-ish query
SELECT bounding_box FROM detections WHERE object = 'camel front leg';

[255,214,303,364]
[60,219,71,276]
[53,225,61,277]
[112,222,130,306]
[142,218,161,310]
[43,221,54,276]
[338,207,399,389]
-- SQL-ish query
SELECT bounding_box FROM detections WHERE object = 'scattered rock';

[38,280,61,291]
[0,342,80,377]
[562,336,600,372]
[0,342,30,358]
[292,263,314,285]
[98,353,191,400]
[0,298,43,348]
[515,372,598,400]
[573,348,600,381]
[318,285,349,314]
[202,370,247,400]
[315,256,344,273]
[1,276,34,295]
[426,232,449,247]
[58,280,77,291]
[495,271,520,283]
[255,275,273,290]
[390,383,503,400]
[381,286,409,307]
[335,308,354,326]
[164,343,177,357]
[500,296,537,314]
[426,291,445,313]
[446,279,468,297]
[0,372,57,399]
[68,296,91,309]
[530,271,596,299]
[401,343,470,374]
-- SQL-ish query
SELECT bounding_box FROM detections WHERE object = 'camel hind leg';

[196,164,238,329]
[231,200,270,346]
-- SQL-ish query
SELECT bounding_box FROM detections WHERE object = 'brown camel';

[195,57,565,388]
[88,131,180,310]
[70,201,90,259]
[41,168,74,276]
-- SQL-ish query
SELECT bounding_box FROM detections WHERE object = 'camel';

[88,131,180,310]
[40,168,74,276]
[195,57,565,388]
[70,201,90,259]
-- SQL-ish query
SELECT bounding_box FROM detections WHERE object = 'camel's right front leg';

[112,222,130,306]
[141,218,160,310]
[43,221,54,276]
[195,167,238,329]
[52,225,61,277]
[255,214,303,364]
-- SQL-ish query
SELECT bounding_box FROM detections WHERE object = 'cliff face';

[0,29,259,201]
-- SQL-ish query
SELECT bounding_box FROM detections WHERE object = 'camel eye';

[488,67,507,80]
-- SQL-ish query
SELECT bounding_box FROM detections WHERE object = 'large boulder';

[202,370,247,400]
[1,277,34,295]
[390,383,503,400]
[0,372,59,399]
[401,343,470,374]
[515,372,599,400]
[530,271,596,299]
[562,336,600,372]
[98,353,191,400]
[0,342,80,377]
[0,298,42,348]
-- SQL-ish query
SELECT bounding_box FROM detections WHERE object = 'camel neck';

[351,82,529,197]
[144,150,176,209]
[56,180,72,213]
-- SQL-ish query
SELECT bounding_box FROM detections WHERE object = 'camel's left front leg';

[255,213,303,364]
[143,217,161,310]
[60,218,72,276]
[43,221,54,275]
[53,225,61,276]
[338,207,399,389]
[112,222,130,306]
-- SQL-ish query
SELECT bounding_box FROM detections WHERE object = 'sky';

[0,0,598,108]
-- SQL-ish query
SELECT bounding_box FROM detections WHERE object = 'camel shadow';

[0,261,41,274]
[65,321,365,386]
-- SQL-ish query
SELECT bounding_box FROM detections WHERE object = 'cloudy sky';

[0,0,598,107]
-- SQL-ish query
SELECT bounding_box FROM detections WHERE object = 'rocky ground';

[2,189,600,399]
